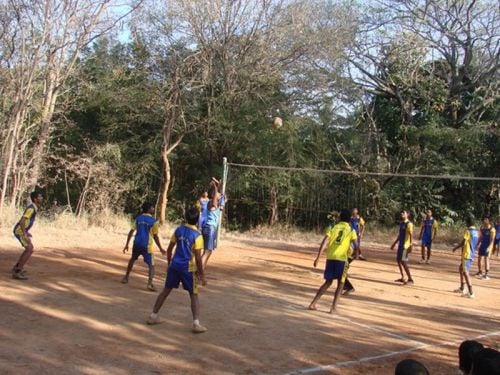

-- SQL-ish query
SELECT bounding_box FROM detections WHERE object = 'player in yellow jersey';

[12,191,44,280]
[308,209,359,313]
[390,210,414,284]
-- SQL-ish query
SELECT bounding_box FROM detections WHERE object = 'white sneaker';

[482,275,490,280]
[465,292,475,299]
[146,314,162,325]
[425,259,431,264]
[192,323,208,333]
[419,259,426,264]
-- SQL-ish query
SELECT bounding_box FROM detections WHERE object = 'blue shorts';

[495,238,499,246]
[478,246,490,257]
[202,225,217,251]
[165,266,198,294]
[324,260,349,283]
[421,238,432,248]
[461,258,472,272]
[397,246,410,262]
[131,245,153,266]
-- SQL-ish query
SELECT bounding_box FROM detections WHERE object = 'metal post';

[217,157,228,244]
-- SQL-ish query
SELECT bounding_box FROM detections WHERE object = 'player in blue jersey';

[201,178,222,269]
[494,216,500,257]
[452,216,478,298]
[419,209,438,264]
[122,202,165,291]
[12,191,44,280]
[476,216,496,280]
[147,208,207,333]
[390,210,414,284]
[350,208,366,260]
[196,191,209,230]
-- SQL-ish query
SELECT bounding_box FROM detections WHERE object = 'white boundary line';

[283,331,500,375]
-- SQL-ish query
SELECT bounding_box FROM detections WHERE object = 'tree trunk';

[269,186,278,226]
[158,144,171,225]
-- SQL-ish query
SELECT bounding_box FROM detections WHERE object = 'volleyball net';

[222,159,500,231]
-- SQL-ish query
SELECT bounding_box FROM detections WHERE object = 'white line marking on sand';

[283,331,500,374]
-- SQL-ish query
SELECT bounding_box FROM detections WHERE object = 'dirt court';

[0,226,499,375]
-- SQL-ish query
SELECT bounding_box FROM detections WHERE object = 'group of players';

[308,208,499,313]
[8,188,500,332]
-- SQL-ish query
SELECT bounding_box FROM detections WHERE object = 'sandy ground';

[0,225,499,375]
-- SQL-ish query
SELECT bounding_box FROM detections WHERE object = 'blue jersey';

[198,198,209,228]
[350,217,364,235]
[479,226,494,251]
[170,225,203,272]
[205,207,220,228]
[132,214,159,250]
[495,224,500,240]
[421,218,436,242]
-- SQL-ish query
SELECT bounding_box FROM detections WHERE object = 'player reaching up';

[11,191,44,280]
[452,216,478,298]
[308,209,358,313]
[476,216,495,280]
[201,178,221,269]
[122,202,165,291]
[418,208,438,264]
[147,208,207,333]
[390,210,414,285]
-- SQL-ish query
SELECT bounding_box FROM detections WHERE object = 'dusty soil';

[0,226,499,374]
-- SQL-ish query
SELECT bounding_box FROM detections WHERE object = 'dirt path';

[0,229,499,374]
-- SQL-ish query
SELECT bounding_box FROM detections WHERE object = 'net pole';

[217,157,228,244]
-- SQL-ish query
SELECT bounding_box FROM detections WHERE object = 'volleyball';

[272,116,283,129]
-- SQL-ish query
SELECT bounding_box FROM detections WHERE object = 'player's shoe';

[343,287,356,295]
[120,275,129,284]
[192,323,208,334]
[482,274,490,280]
[464,292,475,299]
[453,288,465,294]
[147,283,157,292]
[358,254,367,261]
[146,314,163,325]
[394,278,406,283]
[419,259,426,264]
[406,279,414,285]
[425,259,431,264]
[12,269,28,280]
[474,271,483,277]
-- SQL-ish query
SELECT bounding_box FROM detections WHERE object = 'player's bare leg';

[420,245,426,262]
[395,261,406,282]
[402,261,413,284]
[202,250,212,270]
[147,265,156,291]
[15,243,34,271]
[147,287,173,325]
[477,256,483,275]
[329,281,344,313]
[190,294,207,333]
[308,280,333,310]
[121,258,136,283]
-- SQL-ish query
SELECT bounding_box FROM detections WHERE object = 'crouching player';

[147,208,207,333]
[452,216,479,298]
[308,209,358,313]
